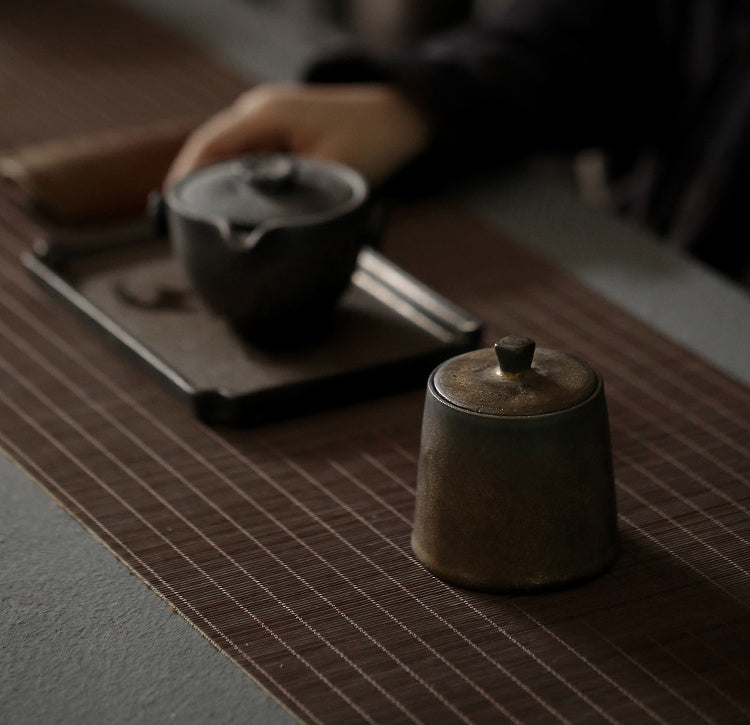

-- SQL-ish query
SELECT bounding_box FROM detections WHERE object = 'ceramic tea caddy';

[412,336,618,592]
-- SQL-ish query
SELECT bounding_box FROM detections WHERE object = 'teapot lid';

[432,336,598,416]
[167,153,367,228]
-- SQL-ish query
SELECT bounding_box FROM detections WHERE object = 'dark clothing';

[308,0,750,286]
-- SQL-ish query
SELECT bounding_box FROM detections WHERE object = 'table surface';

[2,2,749,724]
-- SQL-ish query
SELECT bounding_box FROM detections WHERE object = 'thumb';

[165,100,289,186]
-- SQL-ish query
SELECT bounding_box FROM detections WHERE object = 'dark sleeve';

[306,0,667,172]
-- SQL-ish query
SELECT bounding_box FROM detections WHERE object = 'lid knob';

[494,336,536,374]
[242,155,298,194]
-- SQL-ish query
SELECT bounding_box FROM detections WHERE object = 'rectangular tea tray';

[23,235,483,425]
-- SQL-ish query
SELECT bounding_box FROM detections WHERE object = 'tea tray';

[23,236,483,425]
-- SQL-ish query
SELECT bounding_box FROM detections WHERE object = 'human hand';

[165,83,433,188]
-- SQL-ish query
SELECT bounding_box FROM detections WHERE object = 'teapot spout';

[220,221,272,251]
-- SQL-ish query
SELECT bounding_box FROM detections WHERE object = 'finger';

[165,104,287,185]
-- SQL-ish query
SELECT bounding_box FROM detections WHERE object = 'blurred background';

[124,0,609,206]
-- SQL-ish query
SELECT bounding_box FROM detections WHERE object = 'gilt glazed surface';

[413,372,618,592]
[433,346,598,417]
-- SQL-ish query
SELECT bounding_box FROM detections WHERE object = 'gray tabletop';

[3,2,749,723]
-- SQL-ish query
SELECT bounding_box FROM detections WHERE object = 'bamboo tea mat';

[1,2,749,723]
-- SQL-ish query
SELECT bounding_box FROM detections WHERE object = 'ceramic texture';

[413,370,618,592]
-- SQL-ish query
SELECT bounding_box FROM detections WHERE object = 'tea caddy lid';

[432,336,598,416]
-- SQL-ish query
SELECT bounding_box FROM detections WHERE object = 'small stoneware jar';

[412,336,618,592]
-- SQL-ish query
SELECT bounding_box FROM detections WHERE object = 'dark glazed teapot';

[156,153,375,333]
[412,336,618,592]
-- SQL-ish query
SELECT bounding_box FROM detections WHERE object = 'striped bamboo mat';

[1,2,749,723]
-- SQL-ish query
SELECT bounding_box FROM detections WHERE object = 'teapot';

[412,336,619,592]
[155,153,376,333]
